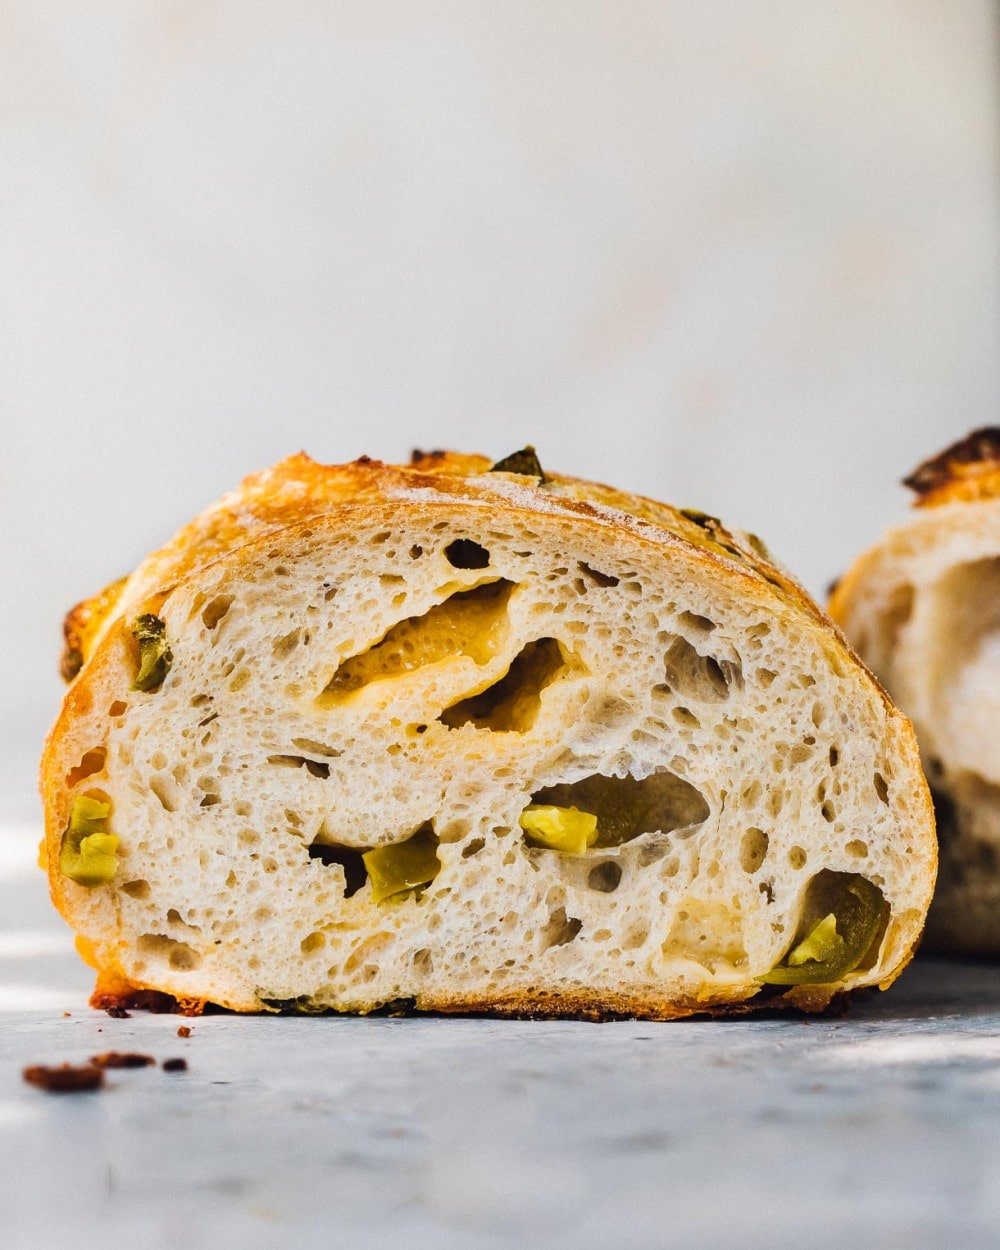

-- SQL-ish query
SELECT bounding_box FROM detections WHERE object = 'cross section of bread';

[42,451,935,1017]
[831,429,1000,955]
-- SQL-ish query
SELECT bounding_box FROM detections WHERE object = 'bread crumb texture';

[832,430,1000,954]
[42,452,935,1017]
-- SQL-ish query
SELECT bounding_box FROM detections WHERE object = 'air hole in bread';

[137,934,202,972]
[541,907,582,949]
[789,870,887,971]
[65,747,107,788]
[308,843,367,897]
[587,861,622,893]
[301,931,326,955]
[291,737,343,759]
[788,846,807,869]
[530,768,709,848]
[678,611,716,634]
[272,629,301,659]
[120,879,150,900]
[108,700,128,717]
[266,754,331,779]
[662,635,742,703]
[150,775,179,812]
[462,838,486,859]
[202,595,234,630]
[444,539,491,569]
[846,840,868,858]
[166,907,201,932]
[319,580,515,703]
[873,772,889,804]
[578,562,619,588]
[439,638,572,732]
[740,828,769,874]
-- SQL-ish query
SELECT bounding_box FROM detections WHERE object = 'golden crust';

[903,426,1000,508]
[86,972,841,1021]
[60,575,129,681]
[44,449,935,1017]
[63,450,844,648]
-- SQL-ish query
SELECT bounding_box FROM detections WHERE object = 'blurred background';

[1,1,998,819]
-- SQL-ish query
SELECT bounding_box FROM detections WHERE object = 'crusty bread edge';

[42,455,938,1016]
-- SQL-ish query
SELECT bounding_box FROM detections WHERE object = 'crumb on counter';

[89,1051,155,1069]
[23,1063,104,1093]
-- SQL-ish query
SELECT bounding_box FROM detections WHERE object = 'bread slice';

[830,429,1000,956]
[42,450,935,1018]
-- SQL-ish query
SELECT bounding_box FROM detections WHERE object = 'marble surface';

[4,825,1000,1248]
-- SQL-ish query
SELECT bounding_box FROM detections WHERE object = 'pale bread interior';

[51,503,931,1013]
[831,498,1000,953]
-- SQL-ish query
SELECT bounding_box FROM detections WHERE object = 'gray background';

[2,1,999,818]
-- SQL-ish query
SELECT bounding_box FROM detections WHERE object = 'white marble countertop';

[4,823,1000,1249]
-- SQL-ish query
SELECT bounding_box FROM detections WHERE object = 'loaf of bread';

[42,449,935,1017]
[830,429,1000,955]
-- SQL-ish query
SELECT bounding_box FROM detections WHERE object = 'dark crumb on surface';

[89,1051,155,1069]
[62,1012,71,1018]
[23,1063,105,1093]
[94,988,206,1016]
[162,1058,188,1072]
[177,1025,192,1039]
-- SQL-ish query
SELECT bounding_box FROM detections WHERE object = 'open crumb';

[89,1051,155,1069]
[23,1063,104,1093]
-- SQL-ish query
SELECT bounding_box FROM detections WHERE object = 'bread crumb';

[23,1063,104,1093]
[89,1051,155,1069]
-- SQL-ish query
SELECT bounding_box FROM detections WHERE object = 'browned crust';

[43,449,936,1019]
[903,427,1000,507]
[60,575,129,681]
[411,985,842,1021]
[87,975,844,1021]
[90,983,207,1017]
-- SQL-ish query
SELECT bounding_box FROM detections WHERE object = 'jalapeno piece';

[756,874,883,985]
[59,794,120,888]
[363,828,440,903]
[490,447,546,481]
[520,805,599,855]
[132,614,173,692]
